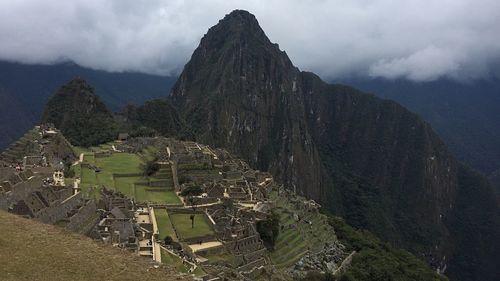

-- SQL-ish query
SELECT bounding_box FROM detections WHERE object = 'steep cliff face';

[41,78,118,147]
[169,10,498,280]
[171,10,321,201]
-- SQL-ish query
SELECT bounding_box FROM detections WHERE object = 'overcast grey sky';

[1,0,499,81]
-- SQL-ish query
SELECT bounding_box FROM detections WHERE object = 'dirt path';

[72,153,84,166]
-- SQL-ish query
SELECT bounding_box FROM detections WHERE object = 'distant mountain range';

[0,61,175,149]
[1,60,499,186]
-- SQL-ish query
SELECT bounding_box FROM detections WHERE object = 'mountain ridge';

[344,78,500,178]
[0,61,175,149]
[162,10,499,281]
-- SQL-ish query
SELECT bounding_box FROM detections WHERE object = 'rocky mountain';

[41,79,118,147]
[161,10,499,281]
[0,61,174,149]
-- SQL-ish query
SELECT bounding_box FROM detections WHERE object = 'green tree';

[180,186,203,197]
[256,210,280,250]
[141,157,160,176]
[164,236,173,245]
[190,214,195,229]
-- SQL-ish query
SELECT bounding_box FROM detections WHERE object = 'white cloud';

[0,0,499,81]
[369,46,461,81]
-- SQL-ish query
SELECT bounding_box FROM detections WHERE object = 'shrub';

[256,210,280,250]
[180,186,203,197]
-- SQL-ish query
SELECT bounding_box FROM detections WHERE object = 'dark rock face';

[166,10,498,280]
[346,78,500,177]
[172,10,320,201]
[41,78,117,147]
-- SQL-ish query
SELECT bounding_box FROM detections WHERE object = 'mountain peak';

[169,10,500,281]
[172,9,292,105]
[225,9,256,19]
[41,79,117,147]
[221,9,258,25]
[55,77,96,98]
[199,9,269,48]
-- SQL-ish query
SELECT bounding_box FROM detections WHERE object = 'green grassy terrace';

[71,145,180,204]
[269,190,335,269]
[169,213,214,240]
[154,208,178,242]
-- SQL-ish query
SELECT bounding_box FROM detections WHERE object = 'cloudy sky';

[1,0,499,81]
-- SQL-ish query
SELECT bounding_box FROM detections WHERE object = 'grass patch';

[203,252,234,264]
[170,213,214,240]
[135,185,180,204]
[86,153,144,197]
[154,209,177,241]
[192,266,206,276]
[160,248,189,273]
[71,164,81,178]
[114,176,142,198]
[151,168,173,179]
[81,167,97,186]
[78,152,179,204]
[95,153,143,174]
[96,172,114,189]
[83,154,95,164]
[142,146,159,162]
[72,146,91,156]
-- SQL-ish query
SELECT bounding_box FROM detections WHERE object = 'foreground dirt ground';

[0,210,190,281]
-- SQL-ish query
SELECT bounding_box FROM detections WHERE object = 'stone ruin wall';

[35,192,83,224]
[65,200,98,233]
[0,176,44,210]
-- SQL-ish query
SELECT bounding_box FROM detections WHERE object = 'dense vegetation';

[301,271,335,281]
[180,186,203,197]
[60,112,118,147]
[445,165,500,281]
[328,216,448,281]
[256,210,280,250]
[41,78,118,147]
[141,156,160,176]
[122,99,192,140]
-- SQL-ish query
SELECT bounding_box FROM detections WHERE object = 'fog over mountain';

[1,0,500,81]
